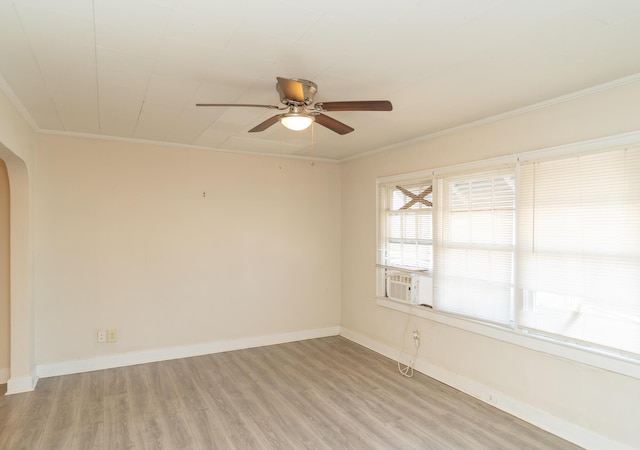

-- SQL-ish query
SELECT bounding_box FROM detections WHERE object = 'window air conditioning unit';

[386,273,432,306]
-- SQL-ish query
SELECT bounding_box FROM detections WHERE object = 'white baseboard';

[37,326,340,379]
[339,327,632,450]
[6,374,38,394]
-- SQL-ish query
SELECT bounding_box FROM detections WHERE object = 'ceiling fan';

[196,77,392,135]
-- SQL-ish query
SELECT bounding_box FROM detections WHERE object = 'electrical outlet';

[412,329,420,347]
[97,329,107,343]
[107,329,118,343]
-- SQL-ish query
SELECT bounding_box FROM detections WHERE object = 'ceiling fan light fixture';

[280,113,314,131]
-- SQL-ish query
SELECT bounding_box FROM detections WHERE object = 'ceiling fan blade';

[315,100,393,112]
[313,113,354,135]
[196,103,281,109]
[276,77,305,103]
[248,114,282,132]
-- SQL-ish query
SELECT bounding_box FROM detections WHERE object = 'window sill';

[377,297,640,380]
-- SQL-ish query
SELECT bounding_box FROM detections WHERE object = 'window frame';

[375,131,640,379]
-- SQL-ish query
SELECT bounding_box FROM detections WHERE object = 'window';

[434,167,516,325]
[377,178,433,304]
[518,147,640,356]
[376,140,640,362]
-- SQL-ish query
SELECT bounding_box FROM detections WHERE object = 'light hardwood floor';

[0,336,581,449]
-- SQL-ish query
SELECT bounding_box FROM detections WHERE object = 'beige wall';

[0,160,9,380]
[34,134,341,364]
[340,80,640,449]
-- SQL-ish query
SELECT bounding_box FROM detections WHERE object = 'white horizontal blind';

[518,147,640,356]
[382,182,433,271]
[434,167,516,325]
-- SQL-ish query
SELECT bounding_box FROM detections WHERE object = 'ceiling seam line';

[12,2,65,131]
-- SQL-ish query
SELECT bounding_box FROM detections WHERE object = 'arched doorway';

[0,143,34,394]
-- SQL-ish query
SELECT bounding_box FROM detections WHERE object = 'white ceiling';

[1,0,640,161]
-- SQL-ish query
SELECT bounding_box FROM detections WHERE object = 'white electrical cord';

[397,306,420,378]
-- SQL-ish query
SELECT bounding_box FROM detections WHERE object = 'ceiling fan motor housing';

[277,78,318,106]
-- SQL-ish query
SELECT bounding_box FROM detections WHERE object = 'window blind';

[434,167,516,325]
[518,147,640,356]
[383,182,432,271]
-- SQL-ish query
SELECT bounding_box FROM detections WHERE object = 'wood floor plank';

[123,364,169,450]
[5,377,60,449]
[0,385,28,449]
[37,373,85,449]
[104,393,134,449]
[0,337,582,449]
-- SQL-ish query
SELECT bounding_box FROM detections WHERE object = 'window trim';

[376,130,640,379]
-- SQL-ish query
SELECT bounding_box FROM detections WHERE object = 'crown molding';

[38,129,340,164]
[341,72,640,163]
